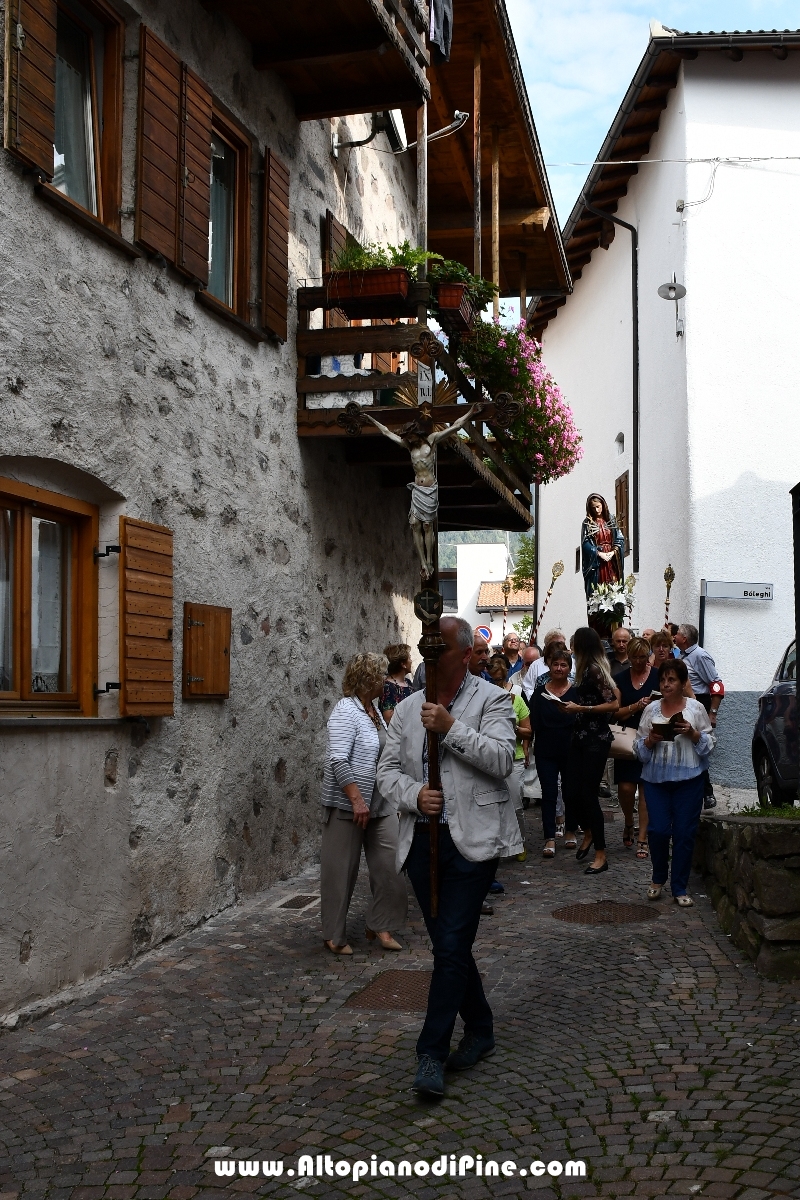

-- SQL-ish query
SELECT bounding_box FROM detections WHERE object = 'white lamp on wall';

[658,275,686,338]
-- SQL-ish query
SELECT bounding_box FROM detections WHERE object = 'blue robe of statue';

[581,516,626,601]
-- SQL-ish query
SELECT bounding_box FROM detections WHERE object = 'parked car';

[752,640,797,806]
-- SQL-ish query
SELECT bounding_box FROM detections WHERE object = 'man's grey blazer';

[376,672,522,869]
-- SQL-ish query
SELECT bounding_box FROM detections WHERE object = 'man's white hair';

[441,615,474,651]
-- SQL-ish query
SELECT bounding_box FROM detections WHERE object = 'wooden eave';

[198,0,429,118]
[419,0,570,299]
[529,26,800,338]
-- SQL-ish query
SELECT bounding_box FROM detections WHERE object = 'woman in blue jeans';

[530,649,577,857]
[634,658,716,907]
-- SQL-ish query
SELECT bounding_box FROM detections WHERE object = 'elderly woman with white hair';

[320,652,408,956]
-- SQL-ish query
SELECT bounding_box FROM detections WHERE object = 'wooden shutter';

[261,147,290,341]
[183,602,231,699]
[135,25,180,263]
[3,0,57,176]
[177,64,211,284]
[119,516,174,717]
[615,470,630,556]
[324,209,349,330]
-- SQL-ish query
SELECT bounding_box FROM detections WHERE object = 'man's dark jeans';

[405,824,498,1063]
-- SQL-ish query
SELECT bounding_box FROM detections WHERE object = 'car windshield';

[782,642,796,682]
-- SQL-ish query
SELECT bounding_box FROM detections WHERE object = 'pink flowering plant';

[458,318,583,484]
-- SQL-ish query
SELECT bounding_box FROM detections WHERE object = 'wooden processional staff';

[664,564,676,627]
[530,560,565,644]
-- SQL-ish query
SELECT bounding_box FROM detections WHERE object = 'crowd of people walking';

[317,615,720,1096]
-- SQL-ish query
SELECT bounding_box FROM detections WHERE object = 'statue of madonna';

[581,493,626,601]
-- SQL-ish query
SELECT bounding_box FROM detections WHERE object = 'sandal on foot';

[542,843,556,858]
[647,883,664,901]
[674,894,694,908]
[623,824,634,848]
[636,840,649,860]
[564,836,577,849]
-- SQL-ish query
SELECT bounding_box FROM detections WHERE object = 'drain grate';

[552,900,658,925]
[277,894,319,910]
[346,970,432,1011]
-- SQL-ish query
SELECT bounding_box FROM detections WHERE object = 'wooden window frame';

[207,106,251,320]
[52,0,124,232]
[0,478,98,715]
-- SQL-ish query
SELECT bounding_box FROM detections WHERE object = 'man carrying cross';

[377,615,519,1097]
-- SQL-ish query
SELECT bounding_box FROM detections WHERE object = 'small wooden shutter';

[177,64,211,284]
[135,25,181,263]
[119,516,174,717]
[183,602,231,699]
[3,0,57,175]
[324,209,349,330]
[373,318,396,374]
[261,147,289,340]
[615,470,630,556]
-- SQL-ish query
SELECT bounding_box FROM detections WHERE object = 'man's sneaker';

[703,794,717,810]
[488,880,504,894]
[445,1034,496,1071]
[413,1054,445,1096]
[598,782,611,798]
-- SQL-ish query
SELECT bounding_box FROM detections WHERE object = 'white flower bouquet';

[587,579,635,628]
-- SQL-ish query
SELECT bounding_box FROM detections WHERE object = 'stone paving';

[1,803,799,1200]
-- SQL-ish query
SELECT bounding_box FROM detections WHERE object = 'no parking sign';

[476,626,492,642]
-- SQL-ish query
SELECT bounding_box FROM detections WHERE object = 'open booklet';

[541,690,569,705]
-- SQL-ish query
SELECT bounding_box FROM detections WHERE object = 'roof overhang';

[415,0,571,298]
[529,24,800,335]
[199,0,429,119]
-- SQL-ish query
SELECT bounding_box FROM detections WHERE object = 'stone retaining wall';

[694,814,800,980]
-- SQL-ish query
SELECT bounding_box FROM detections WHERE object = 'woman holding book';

[614,636,659,859]
[562,628,621,875]
[634,658,715,906]
[530,648,578,857]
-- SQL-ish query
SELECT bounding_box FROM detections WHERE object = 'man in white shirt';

[675,623,723,809]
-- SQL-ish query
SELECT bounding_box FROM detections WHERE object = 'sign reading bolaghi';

[703,581,774,601]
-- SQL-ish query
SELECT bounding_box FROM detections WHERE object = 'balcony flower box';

[323,267,410,320]
[434,281,475,333]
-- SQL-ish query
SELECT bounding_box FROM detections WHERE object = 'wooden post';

[416,100,428,327]
[519,252,527,325]
[473,36,481,277]
[492,126,500,318]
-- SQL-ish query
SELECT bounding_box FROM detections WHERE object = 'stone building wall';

[0,0,419,1014]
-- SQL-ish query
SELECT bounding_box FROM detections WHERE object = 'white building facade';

[531,28,800,786]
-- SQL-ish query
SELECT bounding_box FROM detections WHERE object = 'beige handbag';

[609,723,637,760]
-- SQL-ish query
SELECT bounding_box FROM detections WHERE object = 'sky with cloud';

[505,1,800,225]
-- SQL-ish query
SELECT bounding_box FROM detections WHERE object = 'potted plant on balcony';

[325,240,440,320]
[428,260,498,333]
[459,318,583,485]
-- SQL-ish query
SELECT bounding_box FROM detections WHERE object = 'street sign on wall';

[702,581,773,600]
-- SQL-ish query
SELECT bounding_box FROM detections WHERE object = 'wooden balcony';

[202,0,429,118]
[295,286,532,533]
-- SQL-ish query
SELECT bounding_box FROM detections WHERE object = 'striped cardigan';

[320,696,390,815]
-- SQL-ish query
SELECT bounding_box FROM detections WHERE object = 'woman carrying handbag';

[612,637,660,859]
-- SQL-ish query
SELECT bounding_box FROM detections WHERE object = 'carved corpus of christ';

[364,403,483,579]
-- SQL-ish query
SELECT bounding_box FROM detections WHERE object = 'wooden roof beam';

[253,39,385,69]
[430,206,550,235]
[427,67,474,208]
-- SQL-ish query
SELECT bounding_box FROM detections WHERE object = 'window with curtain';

[53,6,101,214]
[0,510,13,692]
[0,482,97,712]
[208,131,237,307]
[31,518,73,693]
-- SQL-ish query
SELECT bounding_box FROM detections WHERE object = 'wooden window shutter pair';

[3,0,58,176]
[262,147,290,341]
[615,470,630,556]
[135,26,211,285]
[183,603,231,699]
[119,516,174,717]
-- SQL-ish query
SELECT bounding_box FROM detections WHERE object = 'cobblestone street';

[2,802,799,1200]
